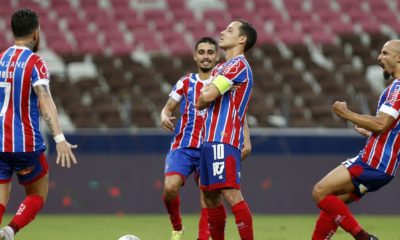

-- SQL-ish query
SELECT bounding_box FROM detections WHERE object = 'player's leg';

[222,189,253,240]
[164,148,196,239]
[203,190,225,240]
[312,164,370,240]
[163,174,184,233]
[198,178,210,240]
[8,173,48,235]
[312,194,355,240]
[0,183,11,224]
[1,151,48,239]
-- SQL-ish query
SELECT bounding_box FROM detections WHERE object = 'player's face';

[378,42,397,80]
[219,21,245,50]
[194,42,218,73]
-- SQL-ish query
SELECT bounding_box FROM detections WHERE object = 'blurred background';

[1,0,400,215]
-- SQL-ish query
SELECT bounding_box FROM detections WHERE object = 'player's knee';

[163,184,179,199]
[312,183,326,203]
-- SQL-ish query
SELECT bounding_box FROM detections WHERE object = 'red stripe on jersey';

[4,49,23,151]
[21,55,38,151]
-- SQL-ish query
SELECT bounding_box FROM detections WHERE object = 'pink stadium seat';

[257,8,284,22]
[329,21,355,35]
[359,19,382,34]
[47,39,75,55]
[202,10,231,23]
[278,31,305,45]
[143,9,170,22]
[300,20,325,34]
[171,8,195,22]
[253,0,274,9]
[112,7,137,21]
[125,18,149,32]
[309,30,336,45]
[78,41,103,54]
[230,9,255,22]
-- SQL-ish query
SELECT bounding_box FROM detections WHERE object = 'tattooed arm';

[34,84,78,168]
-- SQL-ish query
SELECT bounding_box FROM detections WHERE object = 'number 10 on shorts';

[212,144,225,177]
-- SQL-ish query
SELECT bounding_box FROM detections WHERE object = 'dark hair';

[11,9,39,38]
[195,37,218,51]
[235,19,257,52]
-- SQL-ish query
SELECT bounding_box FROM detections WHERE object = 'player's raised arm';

[160,97,179,132]
[34,84,77,168]
[332,101,396,134]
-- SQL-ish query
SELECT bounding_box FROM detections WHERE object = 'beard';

[32,40,39,52]
[200,67,212,73]
[383,70,392,81]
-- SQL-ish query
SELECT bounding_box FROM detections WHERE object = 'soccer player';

[311,40,400,240]
[196,19,257,240]
[0,9,77,240]
[160,37,219,240]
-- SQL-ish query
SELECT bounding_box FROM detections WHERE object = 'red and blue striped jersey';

[202,55,253,150]
[0,46,49,152]
[169,73,209,150]
[361,79,400,176]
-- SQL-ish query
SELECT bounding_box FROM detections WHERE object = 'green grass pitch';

[4,214,400,239]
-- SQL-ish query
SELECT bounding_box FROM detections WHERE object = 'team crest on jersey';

[222,58,241,75]
[39,59,50,79]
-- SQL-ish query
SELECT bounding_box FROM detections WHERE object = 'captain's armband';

[212,75,233,95]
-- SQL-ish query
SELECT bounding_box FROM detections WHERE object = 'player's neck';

[14,39,34,51]
[198,71,211,81]
[224,47,244,61]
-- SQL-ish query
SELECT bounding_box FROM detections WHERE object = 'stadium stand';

[0,0,396,129]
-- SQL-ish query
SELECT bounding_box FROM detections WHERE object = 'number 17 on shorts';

[200,142,241,190]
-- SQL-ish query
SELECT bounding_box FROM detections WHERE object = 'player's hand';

[161,116,176,132]
[332,101,348,118]
[56,141,78,168]
[354,125,371,137]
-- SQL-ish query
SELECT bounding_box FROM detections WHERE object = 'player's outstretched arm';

[333,101,395,134]
[34,84,77,168]
[160,98,179,132]
[241,116,251,160]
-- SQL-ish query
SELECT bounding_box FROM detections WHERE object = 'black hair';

[235,19,257,52]
[195,37,218,51]
[11,8,39,38]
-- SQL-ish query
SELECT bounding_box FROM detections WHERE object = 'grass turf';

[4,214,400,240]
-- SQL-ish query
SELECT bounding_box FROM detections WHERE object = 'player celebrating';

[0,9,77,240]
[160,37,219,240]
[311,40,400,240]
[196,20,257,240]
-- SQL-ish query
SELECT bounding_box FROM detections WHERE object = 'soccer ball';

[118,235,141,240]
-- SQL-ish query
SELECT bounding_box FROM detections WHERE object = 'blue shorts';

[342,156,393,200]
[200,142,241,191]
[0,150,48,185]
[165,148,201,184]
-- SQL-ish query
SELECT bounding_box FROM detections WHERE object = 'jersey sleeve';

[379,83,400,118]
[31,58,50,86]
[169,77,186,102]
[220,59,247,85]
